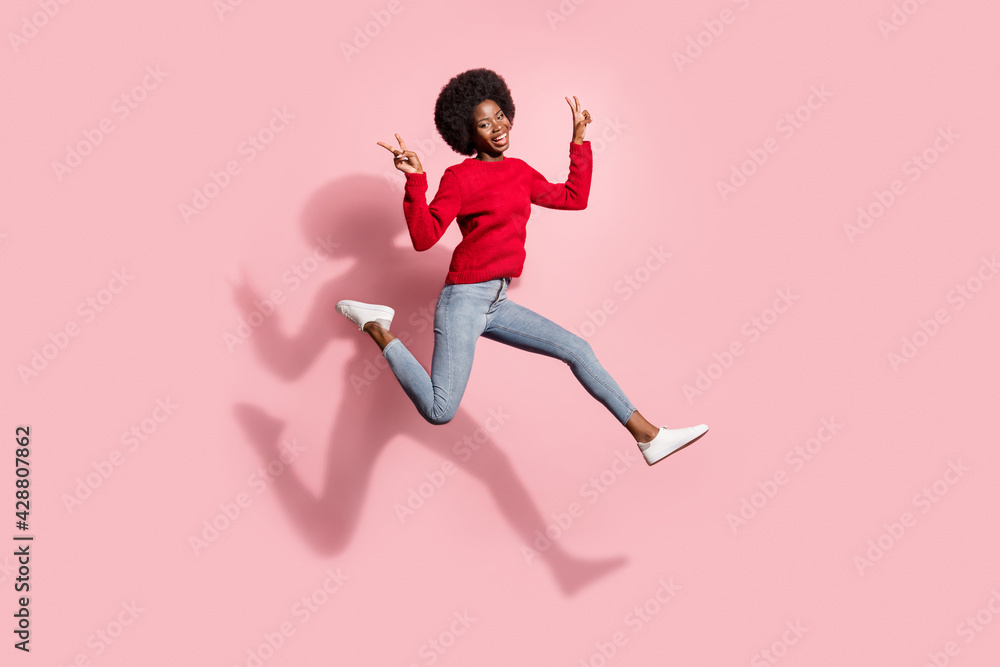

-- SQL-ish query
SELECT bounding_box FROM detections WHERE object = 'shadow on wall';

[230,174,624,596]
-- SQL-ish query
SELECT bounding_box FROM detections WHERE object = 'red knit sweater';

[402,140,593,284]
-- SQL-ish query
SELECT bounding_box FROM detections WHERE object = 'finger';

[377,142,398,154]
[395,133,408,152]
[574,95,581,111]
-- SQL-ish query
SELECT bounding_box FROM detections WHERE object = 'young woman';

[337,68,707,465]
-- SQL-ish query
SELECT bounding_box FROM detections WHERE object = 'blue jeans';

[382,277,637,426]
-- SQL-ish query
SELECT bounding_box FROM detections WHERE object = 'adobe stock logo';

[919,588,1000,667]
[8,0,75,53]
[339,0,413,63]
[406,611,476,667]
[521,448,643,564]
[887,254,997,371]
[189,438,307,556]
[18,268,134,385]
[61,398,179,513]
[844,126,958,244]
[726,417,842,533]
[682,288,798,404]
[52,600,144,665]
[51,66,168,182]
[717,85,832,202]
[877,0,934,39]
[577,578,681,666]
[226,237,340,352]
[545,0,589,31]
[179,107,295,223]
[213,0,253,20]
[751,620,808,667]
[392,406,511,523]
[573,245,672,340]
[671,0,755,72]
[853,459,969,576]
[232,568,349,667]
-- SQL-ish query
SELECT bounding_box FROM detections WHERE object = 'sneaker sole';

[645,428,709,466]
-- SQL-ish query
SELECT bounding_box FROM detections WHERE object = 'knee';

[426,405,458,426]
[426,414,453,426]
[565,334,597,364]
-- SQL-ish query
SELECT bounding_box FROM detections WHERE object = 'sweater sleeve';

[529,140,592,210]
[403,169,462,251]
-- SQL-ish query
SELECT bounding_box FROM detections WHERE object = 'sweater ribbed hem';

[445,265,522,285]
[569,140,592,156]
[404,172,428,188]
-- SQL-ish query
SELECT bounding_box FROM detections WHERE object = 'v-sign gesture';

[377,133,424,174]
[566,96,593,144]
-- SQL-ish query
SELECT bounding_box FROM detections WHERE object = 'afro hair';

[434,68,516,156]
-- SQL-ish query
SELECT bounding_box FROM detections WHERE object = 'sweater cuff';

[569,140,592,156]
[404,171,428,188]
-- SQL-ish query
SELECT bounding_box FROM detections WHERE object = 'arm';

[529,140,592,210]
[530,95,595,210]
[403,169,462,251]
[378,133,460,251]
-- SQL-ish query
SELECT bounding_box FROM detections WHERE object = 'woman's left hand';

[566,95,592,144]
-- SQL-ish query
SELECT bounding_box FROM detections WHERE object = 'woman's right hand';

[377,133,423,174]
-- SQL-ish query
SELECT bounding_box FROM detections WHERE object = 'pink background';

[4,0,999,664]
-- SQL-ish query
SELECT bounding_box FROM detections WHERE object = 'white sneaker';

[335,299,395,332]
[638,424,708,466]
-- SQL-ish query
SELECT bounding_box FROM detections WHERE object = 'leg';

[363,320,396,350]
[625,410,660,444]
[483,284,640,432]
[485,294,708,459]
[379,281,497,425]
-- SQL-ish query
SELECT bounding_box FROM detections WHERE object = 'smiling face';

[469,99,510,161]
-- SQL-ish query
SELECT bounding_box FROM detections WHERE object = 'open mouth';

[492,132,508,147]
